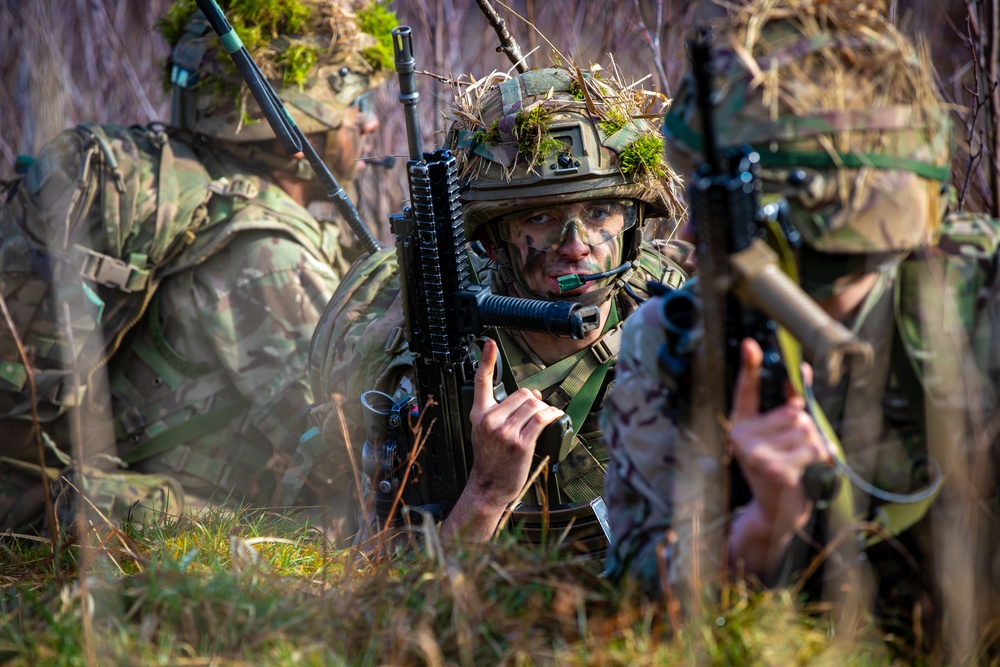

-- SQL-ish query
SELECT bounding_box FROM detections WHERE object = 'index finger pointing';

[473,338,499,413]
[731,337,763,422]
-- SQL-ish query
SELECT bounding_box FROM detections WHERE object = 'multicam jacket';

[603,213,1000,640]
[0,123,350,529]
[306,238,693,540]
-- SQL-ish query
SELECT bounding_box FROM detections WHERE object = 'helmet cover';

[663,0,952,254]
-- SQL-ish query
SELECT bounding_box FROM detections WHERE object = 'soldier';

[603,0,1000,653]
[0,0,394,531]
[307,65,693,546]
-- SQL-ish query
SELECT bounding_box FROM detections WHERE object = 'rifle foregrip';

[476,295,599,340]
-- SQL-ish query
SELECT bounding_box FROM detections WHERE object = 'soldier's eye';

[583,206,611,222]
[524,213,552,226]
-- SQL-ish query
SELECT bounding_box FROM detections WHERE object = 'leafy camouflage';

[166,0,396,141]
[0,124,347,531]
[446,66,685,240]
[662,0,951,254]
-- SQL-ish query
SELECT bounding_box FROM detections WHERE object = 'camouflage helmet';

[663,0,952,255]
[161,0,396,142]
[447,66,685,244]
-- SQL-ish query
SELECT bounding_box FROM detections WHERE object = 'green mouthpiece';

[557,274,584,292]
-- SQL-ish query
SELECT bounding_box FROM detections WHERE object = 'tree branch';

[475,0,527,73]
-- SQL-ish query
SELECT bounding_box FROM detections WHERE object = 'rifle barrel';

[392,26,424,162]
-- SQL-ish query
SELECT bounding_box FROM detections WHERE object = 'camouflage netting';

[160,0,396,140]
[446,64,686,236]
[664,0,953,253]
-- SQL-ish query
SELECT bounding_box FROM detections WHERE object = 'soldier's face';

[498,201,629,299]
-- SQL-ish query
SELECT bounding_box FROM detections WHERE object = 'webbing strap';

[119,398,248,465]
[775,328,857,531]
[562,303,620,439]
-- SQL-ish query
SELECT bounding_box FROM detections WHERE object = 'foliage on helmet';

[663,0,952,253]
[447,65,685,236]
[159,0,396,140]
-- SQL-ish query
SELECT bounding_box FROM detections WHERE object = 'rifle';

[193,0,382,255]
[364,27,600,526]
[667,27,875,505]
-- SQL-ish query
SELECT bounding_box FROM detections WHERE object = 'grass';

[0,506,920,666]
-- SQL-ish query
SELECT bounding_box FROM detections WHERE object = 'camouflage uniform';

[604,0,1000,650]
[0,0,393,531]
[306,66,692,543]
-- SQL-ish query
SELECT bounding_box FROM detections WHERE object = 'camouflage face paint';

[504,222,624,300]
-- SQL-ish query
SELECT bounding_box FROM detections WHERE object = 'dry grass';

[0,506,913,666]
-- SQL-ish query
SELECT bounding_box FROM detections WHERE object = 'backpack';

[0,123,213,424]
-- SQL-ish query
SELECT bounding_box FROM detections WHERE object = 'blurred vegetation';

[0,507,923,666]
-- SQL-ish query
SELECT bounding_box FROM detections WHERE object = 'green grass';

[0,507,929,665]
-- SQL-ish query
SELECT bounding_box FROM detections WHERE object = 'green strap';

[563,357,612,440]
[562,302,620,439]
[119,398,248,464]
[663,112,950,182]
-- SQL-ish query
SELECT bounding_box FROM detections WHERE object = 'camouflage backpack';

[1,122,343,529]
[0,123,214,428]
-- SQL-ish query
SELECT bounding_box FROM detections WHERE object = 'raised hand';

[727,338,830,574]
[441,338,565,540]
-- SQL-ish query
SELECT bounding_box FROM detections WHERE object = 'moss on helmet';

[599,107,629,136]
[514,106,563,166]
[620,134,666,178]
[158,0,317,95]
[356,1,397,72]
[276,42,319,88]
[477,119,503,146]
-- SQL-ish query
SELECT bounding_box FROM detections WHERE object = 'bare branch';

[475,0,528,73]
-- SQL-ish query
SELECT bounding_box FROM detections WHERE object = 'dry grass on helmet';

[713,0,949,206]
[445,61,686,220]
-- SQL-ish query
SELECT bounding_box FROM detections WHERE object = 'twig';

[59,301,96,666]
[0,290,59,568]
[332,393,367,527]
[474,0,527,73]
[493,454,550,537]
[631,0,670,95]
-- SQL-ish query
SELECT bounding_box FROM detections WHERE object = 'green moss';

[619,134,666,178]
[156,0,198,48]
[157,0,316,91]
[475,119,502,145]
[599,108,630,135]
[357,1,399,72]
[568,80,586,101]
[276,42,319,88]
[515,106,561,165]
